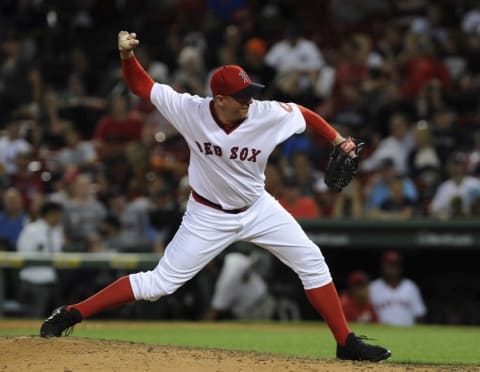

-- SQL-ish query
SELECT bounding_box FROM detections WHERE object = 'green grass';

[1,320,479,366]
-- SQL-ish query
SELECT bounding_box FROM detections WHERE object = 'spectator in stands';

[408,121,442,205]
[278,177,320,219]
[409,3,448,47]
[415,79,449,121]
[408,121,441,179]
[461,0,480,33]
[68,46,100,96]
[0,117,32,175]
[129,173,181,252]
[0,33,42,122]
[361,113,415,175]
[47,169,75,205]
[241,37,275,98]
[374,82,416,138]
[135,45,170,83]
[0,187,28,250]
[54,126,97,170]
[216,24,242,67]
[146,122,189,183]
[333,179,364,218]
[92,215,123,252]
[62,173,106,251]
[466,27,480,75]
[57,73,106,139]
[400,33,452,97]
[146,184,182,252]
[204,252,275,321]
[42,89,72,150]
[430,152,480,218]
[467,129,480,176]
[28,192,44,222]
[332,83,368,130]
[9,148,44,210]
[290,152,323,196]
[441,32,467,82]
[313,49,337,100]
[446,69,479,120]
[107,190,152,251]
[265,24,324,75]
[270,69,318,109]
[93,94,143,192]
[430,107,460,164]
[368,175,416,220]
[341,270,378,323]
[264,163,283,200]
[334,34,375,111]
[17,201,64,317]
[366,158,418,211]
[470,194,480,217]
[369,251,426,326]
[448,196,467,218]
[173,46,206,96]
[94,94,143,159]
[265,25,323,107]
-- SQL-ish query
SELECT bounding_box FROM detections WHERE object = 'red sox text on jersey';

[195,141,261,162]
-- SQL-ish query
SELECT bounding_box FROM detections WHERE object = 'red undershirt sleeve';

[121,55,154,102]
[298,105,337,142]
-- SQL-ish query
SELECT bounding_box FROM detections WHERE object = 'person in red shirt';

[401,34,451,97]
[94,94,143,159]
[278,177,320,219]
[341,270,378,324]
[9,149,44,211]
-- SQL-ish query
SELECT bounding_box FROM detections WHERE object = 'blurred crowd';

[2,0,480,256]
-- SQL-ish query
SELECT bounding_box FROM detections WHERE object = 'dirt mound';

[1,336,476,372]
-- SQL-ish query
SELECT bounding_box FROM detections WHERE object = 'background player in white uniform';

[40,31,391,362]
[203,252,275,321]
[369,250,426,326]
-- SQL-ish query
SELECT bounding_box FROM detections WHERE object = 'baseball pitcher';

[40,31,391,362]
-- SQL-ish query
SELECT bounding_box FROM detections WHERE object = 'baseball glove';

[324,137,364,192]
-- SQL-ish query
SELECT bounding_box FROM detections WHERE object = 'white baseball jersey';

[149,83,306,209]
[265,38,324,72]
[130,83,332,304]
[430,176,480,215]
[17,219,64,284]
[369,278,426,326]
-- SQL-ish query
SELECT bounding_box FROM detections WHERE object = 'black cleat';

[336,332,392,362]
[40,306,83,338]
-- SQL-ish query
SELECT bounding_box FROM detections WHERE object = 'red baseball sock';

[305,282,351,346]
[66,275,135,319]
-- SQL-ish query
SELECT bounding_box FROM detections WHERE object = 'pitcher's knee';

[300,270,332,289]
[129,270,176,301]
[296,258,332,290]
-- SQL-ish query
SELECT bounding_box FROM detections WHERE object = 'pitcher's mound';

[0,336,472,372]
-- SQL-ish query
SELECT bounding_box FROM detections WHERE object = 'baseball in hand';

[118,31,138,51]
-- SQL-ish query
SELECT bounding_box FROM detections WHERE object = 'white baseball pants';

[129,192,332,301]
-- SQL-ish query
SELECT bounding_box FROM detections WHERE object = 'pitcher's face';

[215,95,253,123]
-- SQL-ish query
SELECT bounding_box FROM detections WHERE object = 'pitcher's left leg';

[241,194,350,346]
[242,194,391,362]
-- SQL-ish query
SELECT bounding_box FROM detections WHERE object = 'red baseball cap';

[347,270,369,287]
[210,65,265,99]
[381,250,402,265]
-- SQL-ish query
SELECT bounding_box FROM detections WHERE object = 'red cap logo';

[210,65,265,99]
